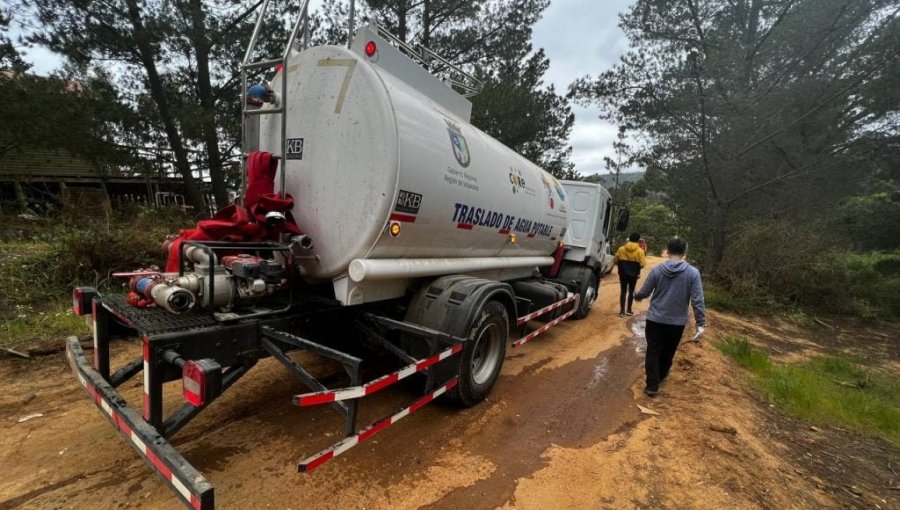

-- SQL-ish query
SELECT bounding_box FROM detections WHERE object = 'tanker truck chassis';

[68,256,583,509]
[63,3,619,508]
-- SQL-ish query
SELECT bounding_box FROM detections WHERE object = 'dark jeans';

[645,319,686,390]
[619,277,637,313]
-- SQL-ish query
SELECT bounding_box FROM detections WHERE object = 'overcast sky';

[14,0,635,176]
[532,0,635,176]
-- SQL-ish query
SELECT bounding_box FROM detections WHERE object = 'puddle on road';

[628,313,648,354]
[586,357,609,389]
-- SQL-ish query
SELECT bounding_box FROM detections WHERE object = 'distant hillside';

[582,171,645,190]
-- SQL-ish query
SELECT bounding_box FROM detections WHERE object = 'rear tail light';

[72,286,98,316]
[182,359,223,407]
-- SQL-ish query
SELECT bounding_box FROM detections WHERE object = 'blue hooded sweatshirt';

[634,260,706,327]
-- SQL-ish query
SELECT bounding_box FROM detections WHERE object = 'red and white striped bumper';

[66,337,214,510]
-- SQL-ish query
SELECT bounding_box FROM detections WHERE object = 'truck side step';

[516,294,578,326]
[298,377,458,472]
[512,294,580,348]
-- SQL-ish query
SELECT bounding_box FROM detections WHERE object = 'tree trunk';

[421,0,431,47]
[397,0,408,42]
[14,180,27,212]
[705,201,728,276]
[123,0,207,215]
[188,0,228,209]
[741,0,761,90]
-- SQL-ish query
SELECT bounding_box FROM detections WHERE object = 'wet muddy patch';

[424,339,644,510]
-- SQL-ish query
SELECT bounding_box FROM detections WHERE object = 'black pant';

[645,319,686,390]
[619,277,637,313]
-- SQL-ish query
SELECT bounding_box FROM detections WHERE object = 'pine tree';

[28,0,288,213]
[574,0,900,272]
[314,0,578,178]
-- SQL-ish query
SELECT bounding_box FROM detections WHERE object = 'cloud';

[533,0,635,176]
[569,107,618,174]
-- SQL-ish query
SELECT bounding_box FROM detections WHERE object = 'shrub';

[46,227,169,288]
[705,284,779,315]
[716,219,822,301]
[0,209,193,346]
[793,250,900,320]
[2,209,192,307]
[714,219,900,321]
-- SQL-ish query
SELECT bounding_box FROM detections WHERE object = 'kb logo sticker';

[285,138,304,160]
[395,190,422,215]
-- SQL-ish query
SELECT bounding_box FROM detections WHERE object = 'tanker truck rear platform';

[65,4,618,508]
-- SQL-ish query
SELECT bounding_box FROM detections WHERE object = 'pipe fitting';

[150,283,196,314]
[292,234,313,250]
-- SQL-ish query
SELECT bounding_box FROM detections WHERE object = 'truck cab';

[561,180,614,270]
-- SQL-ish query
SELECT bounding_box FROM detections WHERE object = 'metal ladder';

[372,23,482,98]
[239,0,313,198]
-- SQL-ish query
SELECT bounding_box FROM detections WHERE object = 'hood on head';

[660,260,688,278]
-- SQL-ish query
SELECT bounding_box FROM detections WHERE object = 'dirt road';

[1,259,897,509]
[0,265,645,510]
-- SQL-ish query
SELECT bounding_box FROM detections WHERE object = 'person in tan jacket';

[613,233,647,317]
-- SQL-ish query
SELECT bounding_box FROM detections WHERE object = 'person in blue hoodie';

[634,238,706,396]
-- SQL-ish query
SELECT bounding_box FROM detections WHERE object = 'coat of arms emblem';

[445,120,470,168]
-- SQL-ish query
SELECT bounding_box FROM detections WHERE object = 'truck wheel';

[449,300,508,407]
[572,270,598,320]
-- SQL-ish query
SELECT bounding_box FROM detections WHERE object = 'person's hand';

[690,325,706,342]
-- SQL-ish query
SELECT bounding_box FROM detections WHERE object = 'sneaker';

[618,311,625,318]
[626,311,634,316]
[644,386,659,397]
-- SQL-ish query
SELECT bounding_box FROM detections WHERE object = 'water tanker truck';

[65,5,619,508]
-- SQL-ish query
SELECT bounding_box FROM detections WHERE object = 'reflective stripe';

[67,345,203,508]
[294,343,463,407]
[130,432,147,454]
[517,294,577,326]
[143,337,150,419]
[170,473,192,502]
[513,305,578,348]
[298,378,458,472]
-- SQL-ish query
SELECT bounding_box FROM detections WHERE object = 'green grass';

[0,239,87,349]
[716,335,773,372]
[716,335,900,446]
[0,210,190,349]
[0,299,90,349]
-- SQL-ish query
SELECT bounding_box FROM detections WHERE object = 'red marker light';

[365,41,377,57]
[72,286,98,316]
